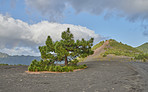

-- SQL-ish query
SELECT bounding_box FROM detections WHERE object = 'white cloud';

[30,22,100,44]
[0,14,104,55]
[25,0,148,37]
[0,14,33,49]
[0,47,40,56]
[25,0,148,22]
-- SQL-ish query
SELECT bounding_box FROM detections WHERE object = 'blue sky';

[0,0,148,55]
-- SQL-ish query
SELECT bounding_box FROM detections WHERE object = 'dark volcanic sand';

[0,61,148,92]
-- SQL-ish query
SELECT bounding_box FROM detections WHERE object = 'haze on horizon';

[0,0,148,56]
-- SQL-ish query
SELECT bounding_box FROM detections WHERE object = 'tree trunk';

[65,55,68,65]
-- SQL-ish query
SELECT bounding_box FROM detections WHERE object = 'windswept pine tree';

[28,28,94,72]
[39,28,94,65]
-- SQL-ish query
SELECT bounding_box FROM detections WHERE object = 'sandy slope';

[85,40,109,62]
[93,40,109,57]
[93,40,109,56]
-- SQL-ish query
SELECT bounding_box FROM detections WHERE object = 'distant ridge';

[0,52,41,65]
[0,52,9,58]
[136,43,148,53]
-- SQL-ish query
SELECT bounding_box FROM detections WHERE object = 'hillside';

[136,43,148,53]
[92,39,142,57]
[91,41,104,50]
[0,52,9,58]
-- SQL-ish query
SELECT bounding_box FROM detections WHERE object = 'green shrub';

[143,58,146,62]
[83,64,87,67]
[131,58,134,61]
[104,47,107,50]
[68,66,74,72]
[44,65,49,71]
[54,66,61,72]
[28,59,87,72]
[62,66,69,72]
[134,54,148,61]
[102,54,107,57]
[69,59,79,66]
[33,66,36,72]
[79,65,85,69]
[36,67,41,71]
[28,66,33,71]
[49,65,55,71]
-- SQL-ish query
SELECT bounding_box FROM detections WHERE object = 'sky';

[0,0,148,56]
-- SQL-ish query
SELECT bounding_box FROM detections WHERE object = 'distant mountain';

[136,43,148,53]
[0,51,41,65]
[0,52,9,58]
[92,39,142,57]
[0,55,41,65]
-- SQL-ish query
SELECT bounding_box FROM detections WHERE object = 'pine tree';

[39,36,57,64]
[55,28,75,65]
[39,28,94,65]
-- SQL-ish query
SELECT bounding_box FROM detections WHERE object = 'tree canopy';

[39,28,94,65]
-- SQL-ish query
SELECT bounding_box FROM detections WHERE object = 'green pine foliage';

[28,28,93,72]
[136,43,148,53]
[102,39,142,57]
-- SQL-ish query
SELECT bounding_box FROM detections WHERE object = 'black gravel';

[0,61,147,92]
[128,62,148,92]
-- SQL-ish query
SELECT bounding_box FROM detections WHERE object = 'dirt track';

[1,60,147,92]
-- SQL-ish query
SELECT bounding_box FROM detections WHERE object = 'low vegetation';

[91,41,104,50]
[136,43,148,54]
[28,59,87,72]
[99,39,148,62]
[134,54,148,62]
[102,39,142,57]
[28,28,94,72]
[76,57,87,62]
[0,64,27,66]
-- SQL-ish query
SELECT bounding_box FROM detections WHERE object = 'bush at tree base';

[28,59,87,72]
